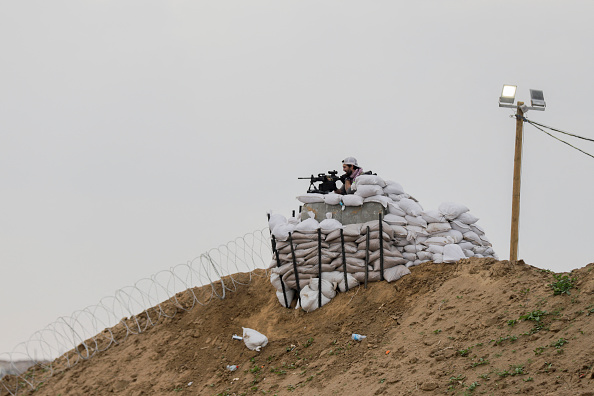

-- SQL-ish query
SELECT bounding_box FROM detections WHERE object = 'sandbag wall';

[268,174,498,312]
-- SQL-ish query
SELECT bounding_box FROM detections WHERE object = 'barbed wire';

[0,228,272,395]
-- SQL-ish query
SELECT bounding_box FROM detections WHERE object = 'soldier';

[335,156,363,195]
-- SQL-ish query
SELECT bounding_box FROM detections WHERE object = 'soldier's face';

[343,164,353,175]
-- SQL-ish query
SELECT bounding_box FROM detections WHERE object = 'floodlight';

[499,85,517,105]
[530,89,546,108]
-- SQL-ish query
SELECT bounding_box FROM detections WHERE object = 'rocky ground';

[3,258,594,395]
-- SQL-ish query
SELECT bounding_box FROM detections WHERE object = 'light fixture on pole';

[499,85,546,262]
[499,85,517,107]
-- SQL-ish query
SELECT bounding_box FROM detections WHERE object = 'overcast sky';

[2,1,593,355]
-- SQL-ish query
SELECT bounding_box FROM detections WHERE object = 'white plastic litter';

[352,334,367,341]
[242,327,268,351]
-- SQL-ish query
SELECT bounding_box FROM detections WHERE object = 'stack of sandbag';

[273,174,499,310]
[268,212,411,311]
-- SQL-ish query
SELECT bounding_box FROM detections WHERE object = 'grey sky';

[2,1,593,354]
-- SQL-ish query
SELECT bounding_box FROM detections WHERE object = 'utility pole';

[499,85,546,262]
[509,102,524,262]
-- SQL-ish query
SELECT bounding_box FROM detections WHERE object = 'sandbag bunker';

[268,174,498,312]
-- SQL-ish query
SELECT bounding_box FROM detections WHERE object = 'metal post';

[510,102,524,262]
[379,213,384,281]
[271,235,290,308]
[317,229,322,309]
[340,229,348,292]
[365,226,370,289]
[288,233,302,306]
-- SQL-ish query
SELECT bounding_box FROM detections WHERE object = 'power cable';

[516,115,594,160]
[523,118,594,143]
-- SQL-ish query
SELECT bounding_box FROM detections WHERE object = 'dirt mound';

[4,258,594,395]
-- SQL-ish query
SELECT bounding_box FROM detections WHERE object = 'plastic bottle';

[226,365,238,371]
[352,334,367,341]
[232,334,243,340]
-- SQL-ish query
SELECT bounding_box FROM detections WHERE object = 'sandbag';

[388,193,402,201]
[479,235,492,247]
[384,265,411,282]
[268,213,287,232]
[390,225,408,237]
[404,244,425,253]
[352,271,383,283]
[362,220,394,237]
[402,252,417,261]
[276,289,295,308]
[405,225,429,238]
[398,198,423,216]
[308,278,337,299]
[431,229,463,243]
[387,202,406,217]
[338,273,359,292]
[319,213,343,233]
[458,241,475,251]
[371,257,407,271]
[354,174,387,187]
[383,181,405,195]
[342,194,364,206]
[324,193,342,205]
[417,251,433,260]
[364,195,391,208]
[384,214,407,226]
[432,253,443,263]
[354,184,384,198]
[295,212,320,233]
[450,220,471,233]
[427,222,451,234]
[427,245,444,254]
[405,215,428,228]
[456,212,479,225]
[470,223,485,235]
[443,244,466,263]
[463,231,482,245]
[438,202,470,220]
[272,223,295,241]
[425,236,455,246]
[298,285,332,312]
[297,194,325,204]
[421,210,446,223]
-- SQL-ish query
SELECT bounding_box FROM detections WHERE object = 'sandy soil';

[3,258,594,395]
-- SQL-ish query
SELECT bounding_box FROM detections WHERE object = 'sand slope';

[3,258,594,395]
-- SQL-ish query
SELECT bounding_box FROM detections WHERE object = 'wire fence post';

[340,228,348,292]
[317,228,322,309]
[365,226,370,289]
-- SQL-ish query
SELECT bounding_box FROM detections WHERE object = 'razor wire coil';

[0,228,272,396]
